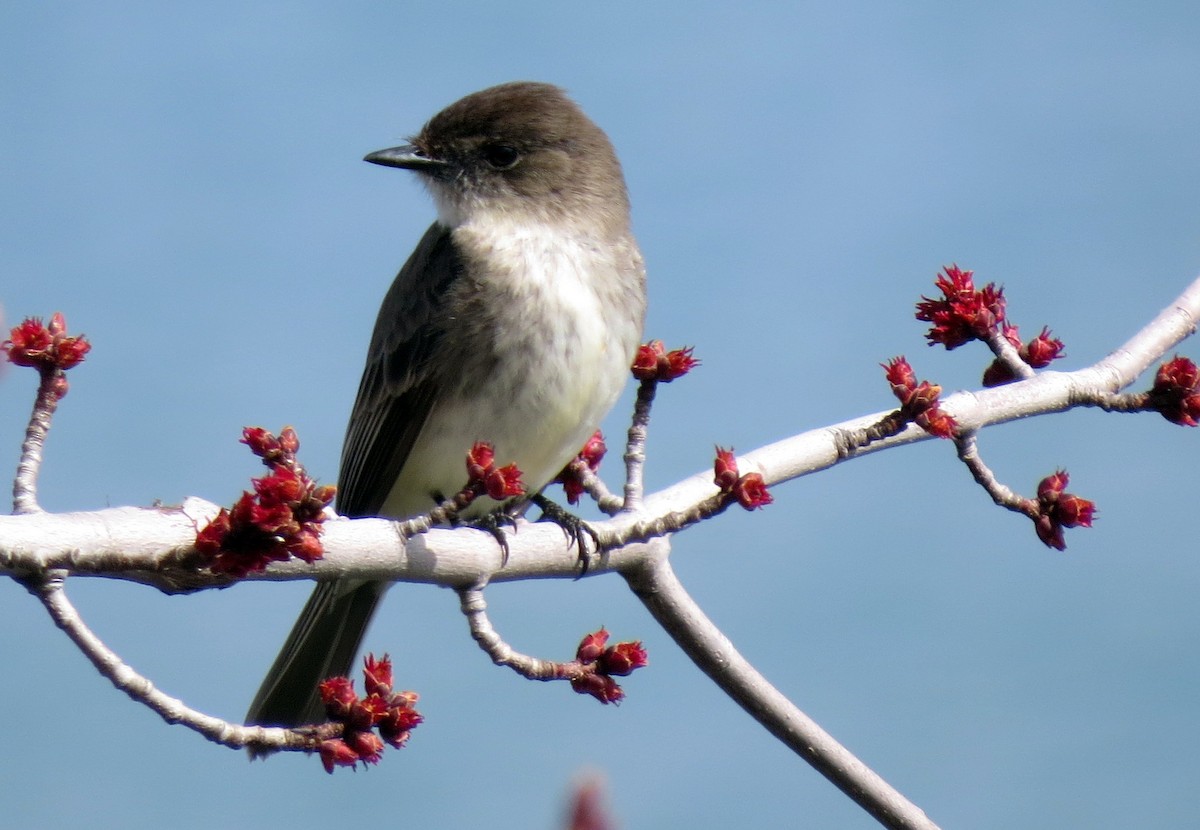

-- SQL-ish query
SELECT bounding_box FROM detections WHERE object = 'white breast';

[381,215,642,519]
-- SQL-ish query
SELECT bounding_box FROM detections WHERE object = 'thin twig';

[24,570,319,754]
[621,380,656,512]
[12,368,63,514]
[622,554,942,830]
[982,326,1036,381]
[457,585,578,681]
[954,432,1037,518]
[572,461,624,515]
[594,491,730,551]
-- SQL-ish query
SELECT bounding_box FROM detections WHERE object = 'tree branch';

[1,274,1197,823]
[621,552,941,830]
[12,368,63,514]
[23,570,311,753]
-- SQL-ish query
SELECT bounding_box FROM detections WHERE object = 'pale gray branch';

[2,275,1198,587]
[458,585,577,680]
[12,369,63,514]
[24,570,306,752]
[622,552,942,830]
[1,273,1197,827]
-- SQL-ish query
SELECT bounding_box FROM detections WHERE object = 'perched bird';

[246,82,647,730]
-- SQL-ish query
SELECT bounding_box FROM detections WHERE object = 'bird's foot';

[465,510,518,565]
[530,494,602,576]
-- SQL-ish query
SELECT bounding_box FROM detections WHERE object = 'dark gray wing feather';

[245,223,462,734]
[336,222,462,518]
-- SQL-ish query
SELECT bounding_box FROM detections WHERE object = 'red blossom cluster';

[195,427,335,577]
[570,628,649,704]
[1033,470,1096,551]
[1147,356,1200,426]
[883,357,957,438]
[916,265,1065,385]
[466,441,525,501]
[317,654,423,773]
[631,340,699,383]
[713,447,774,510]
[2,312,92,377]
[982,325,1066,386]
[554,431,607,505]
[915,265,1006,350]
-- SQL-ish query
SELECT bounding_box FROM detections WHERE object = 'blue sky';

[3,3,1200,828]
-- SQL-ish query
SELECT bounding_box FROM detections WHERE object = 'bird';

[245,81,647,731]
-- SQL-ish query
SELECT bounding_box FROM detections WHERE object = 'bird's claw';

[530,494,602,576]
[467,511,518,564]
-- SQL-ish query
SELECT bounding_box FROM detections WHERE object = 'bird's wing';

[336,222,462,518]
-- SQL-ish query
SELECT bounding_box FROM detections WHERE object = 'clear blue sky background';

[3,3,1199,828]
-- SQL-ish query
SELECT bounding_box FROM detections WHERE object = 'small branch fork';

[2,275,1199,825]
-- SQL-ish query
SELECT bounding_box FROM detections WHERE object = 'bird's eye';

[481,144,520,170]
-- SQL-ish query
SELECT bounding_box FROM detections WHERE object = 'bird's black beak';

[363,144,446,171]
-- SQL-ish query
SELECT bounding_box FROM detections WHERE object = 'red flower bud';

[1055,493,1096,528]
[1155,355,1200,391]
[660,346,699,381]
[344,729,384,765]
[254,467,304,504]
[631,341,664,380]
[1000,324,1023,350]
[286,528,324,563]
[713,447,740,492]
[311,484,337,507]
[631,340,698,382]
[194,515,231,559]
[579,431,606,470]
[466,441,496,482]
[915,408,957,439]
[903,380,943,414]
[379,693,423,748]
[8,318,53,361]
[485,463,525,500]
[363,653,393,697]
[378,717,418,749]
[982,359,1018,387]
[732,472,773,510]
[240,426,279,458]
[279,426,300,454]
[1022,326,1065,368]
[576,628,611,663]
[319,739,361,773]
[1034,514,1066,551]
[53,336,91,370]
[883,356,917,395]
[570,672,625,704]
[1149,356,1200,426]
[1037,470,1069,503]
[351,695,389,729]
[319,676,358,720]
[599,641,648,676]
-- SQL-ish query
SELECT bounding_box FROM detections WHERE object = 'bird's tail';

[245,579,386,753]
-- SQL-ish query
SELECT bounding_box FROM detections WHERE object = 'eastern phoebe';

[246,82,646,730]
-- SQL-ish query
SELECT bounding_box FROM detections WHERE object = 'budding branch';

[2,272,1198,830]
